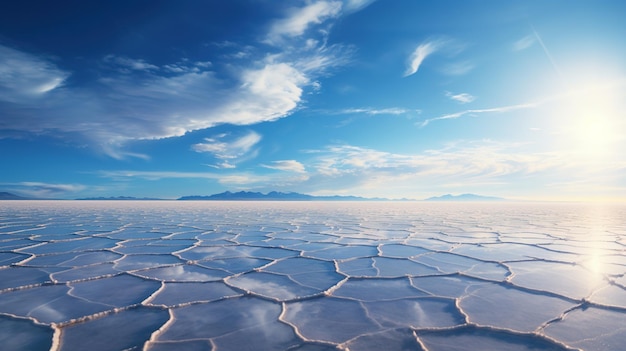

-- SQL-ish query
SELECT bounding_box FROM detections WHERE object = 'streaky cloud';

[0,2,354,160]
[339,107,417,115]
[103,55,159,72]
[343,0,376,13]
[268,1,342,43]
[0,181,86,198]
[98,170,304,187]
[0,44,69,101]
[297,141,565,197]
[262,160,307,173]
[420,102,538,127]
[445,91,475,104]
[512,35,536,51]
[404,40,444,77]
[192,131,262,168]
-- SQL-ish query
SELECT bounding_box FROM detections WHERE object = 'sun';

[570,84,620,158]
[554,77,624,163]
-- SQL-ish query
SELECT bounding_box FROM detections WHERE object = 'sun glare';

[570,85,620,158]
[552,76,624,163]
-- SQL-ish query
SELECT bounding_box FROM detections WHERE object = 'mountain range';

[178,191,389,201]
[0,191,506,202]
[0,192,32,200]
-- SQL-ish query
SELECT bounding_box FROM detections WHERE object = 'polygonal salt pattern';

[0,200,624,350]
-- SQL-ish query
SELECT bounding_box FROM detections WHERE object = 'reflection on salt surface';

[0,201,624,350]
[459,283,575,332]
[0,315,53,350]
[59,306,170,351]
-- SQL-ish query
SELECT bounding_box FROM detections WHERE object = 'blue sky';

[1,0,625,200]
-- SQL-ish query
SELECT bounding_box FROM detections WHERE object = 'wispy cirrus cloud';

[404,40,444,77]
[1,182,86,198]
[343,0,376,13]
[267,1,342,43]
[0,2,357,159]
[420,102,539,127]
[0,44,69,102]
[445,91,475,104]
[293,141,567,198]
[103,55,159,72]
[339,107,417,115]
[192,131,262,169]
[98,169,307,187]
[262,160,307,173]
[513,34,536,51]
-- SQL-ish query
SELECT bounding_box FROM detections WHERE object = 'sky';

[1,0,625,200]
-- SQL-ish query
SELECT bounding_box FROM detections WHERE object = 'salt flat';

[0,201,625,351]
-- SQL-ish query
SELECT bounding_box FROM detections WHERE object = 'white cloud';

[262,160,307,173]
[404,40,443,77]
[0,2,353,159]
[103,55,159,72]
[420,102,538,127]
[232,63,309,124]
[192,131,262,168]
[1,182,86,198]
[0,44,69,102]
[0,46,323,156]
[268,1,343,43]
[343,0,376,13]
[445,91,475,104]
[513,35,536,51]
[339,107,416,115]
[98,169,306,187]
[297,141,567,198]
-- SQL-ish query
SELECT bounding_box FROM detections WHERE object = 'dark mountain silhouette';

[0,192,31,200]
[178,191,388,201]
[76,196,164,200]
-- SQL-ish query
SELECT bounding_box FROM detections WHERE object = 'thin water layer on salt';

[332,277,428,301]
[589,284,626,308]
[0,251,30,266]
[362,297,466,328]
[0,284,110,323]
[0,266,54,290]
[459,283,576,332]
[146,281,242,306]
[69,274,161,307]
[17,237,119,255]
[227,271,323,301]
[413,252,510,281]
[197,257,272,274]
[542,305,626,351]
[153,296,299,350]
[23,250,122,267]
[283,297,381,343]
[113,254,184,270]
[58,306,170,351]
[344,329,425,351]
[0,200,625,350]
[51,262,119,283]
[417,325,576,351]
[0,315,54,351]
[506,260,606,299]
[132,264,230,282]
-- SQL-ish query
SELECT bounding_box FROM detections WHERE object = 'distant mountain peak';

[178,191,389,201]
[0,192,31,200]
